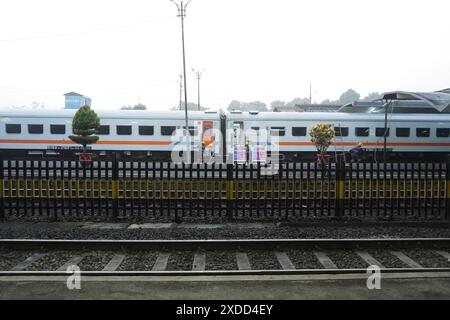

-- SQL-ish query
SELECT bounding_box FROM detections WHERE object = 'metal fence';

[1,154,449,221]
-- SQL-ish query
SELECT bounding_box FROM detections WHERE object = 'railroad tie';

[57,255,86,271]
[390,251,423,268]
[236,252,251,270]
[152,253,170,271]
[356,251,385,268]
[274,251,296,270]
[314,251,338,269]
[102,254,126,271]
[434,250,450,262]
[192,252,206,271]
[11,253,46,271]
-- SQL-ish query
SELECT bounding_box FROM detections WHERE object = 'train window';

[270,127,286,136]
[334,127,349,137]
[116,125,132,135]
[416,128,430,137]
[182,126,196,136]
[161,126,176,136]
[436,128,450,138]
[5,124,21,134]
[28,124,43,134]
[50,124,65,134]
[98,125,110,135]
[375,127,389,137]
[139,126,154,136]
[292,127,307,136]
[355,127,369,137]
[396,128,410,137]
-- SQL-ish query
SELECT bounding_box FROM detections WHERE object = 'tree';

[320,99,339,105]
[338,89,360,105]
[286,97,310,107]
[121,103,147,110]
[270,100,285,110]
[171,102,209,111]
[361,92,382,101]
[69,105,100,153]
[228,100,242,111]
[309,123,335,155]
[246,101,267,111]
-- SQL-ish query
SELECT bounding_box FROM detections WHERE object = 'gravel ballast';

[367,250,408,268]
[398,249,450,268]
[325,250,368,269]
[166,251,194,271]
[2,222,450,240]
[247,250,280,270]
[0,251,34,271]
[77,251,114,271]
[285,249,323,269]
[117,251,158,271]
[206,250,237,270]
[26,251,79,271]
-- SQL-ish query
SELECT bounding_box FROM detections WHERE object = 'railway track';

[1,238,450,276]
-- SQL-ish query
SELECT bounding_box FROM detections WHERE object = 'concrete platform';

[81,223,129,230]
[128,223,175,229]
[1,272,450,299]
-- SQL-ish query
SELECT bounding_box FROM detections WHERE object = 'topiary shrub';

[309,123,335,155]
[69,105,100,152]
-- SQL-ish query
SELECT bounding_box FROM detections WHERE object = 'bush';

[309,123,335,154]
[69,105,100,151]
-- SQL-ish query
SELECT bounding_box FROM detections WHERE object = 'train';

[1,108,450,161]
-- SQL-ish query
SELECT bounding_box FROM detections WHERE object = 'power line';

[0,17,172,42]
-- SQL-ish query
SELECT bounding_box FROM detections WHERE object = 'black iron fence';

[1,154,449,221]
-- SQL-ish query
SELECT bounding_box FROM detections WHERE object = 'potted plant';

[309,123,335,166]
[68,105,100,166]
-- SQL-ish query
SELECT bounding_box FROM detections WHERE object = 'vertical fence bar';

[145,161,149,217]
[446,155,450,220]
[111,153,119,220]
[31,160,35,217]
[226,163,234,220]
[0,154,4,221]
[174,163,179,222]
[336,157,345,219]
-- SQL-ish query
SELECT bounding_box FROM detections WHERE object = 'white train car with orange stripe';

[227,111,450,161]
[1,109,450,161]
[0,109,224,160]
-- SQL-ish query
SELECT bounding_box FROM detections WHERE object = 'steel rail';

[1,238,450,250]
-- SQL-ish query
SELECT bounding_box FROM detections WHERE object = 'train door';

[249,126,267,163]
[232,121,246,162]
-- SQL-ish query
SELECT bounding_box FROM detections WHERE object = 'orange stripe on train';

[0,139,172,145]
[278,142,450,147]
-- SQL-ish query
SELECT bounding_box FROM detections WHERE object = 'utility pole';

[178,74,183,110]
[306,83,317,106]
[192,68,205,110]
[309,83,312,105]
[171,0,192,162]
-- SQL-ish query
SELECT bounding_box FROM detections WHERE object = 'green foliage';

[309,123,335,154]
[69,105,100,151]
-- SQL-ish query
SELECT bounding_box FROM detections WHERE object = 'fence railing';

[1,154,449,221]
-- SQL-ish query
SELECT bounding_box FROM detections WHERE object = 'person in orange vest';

[350,142,364,162]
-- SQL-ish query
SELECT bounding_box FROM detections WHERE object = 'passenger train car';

[0,109,224,160]
[1,108,450,161]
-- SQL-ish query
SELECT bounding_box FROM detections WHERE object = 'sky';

[0,0,449,111]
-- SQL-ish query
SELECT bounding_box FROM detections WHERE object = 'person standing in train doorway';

[350,142,364,163]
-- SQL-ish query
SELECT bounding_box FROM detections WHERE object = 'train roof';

[0,109,223,120]
[1,109,450,122]
[226,111,450,122]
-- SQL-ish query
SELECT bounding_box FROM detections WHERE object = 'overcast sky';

[0,0,449,110]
